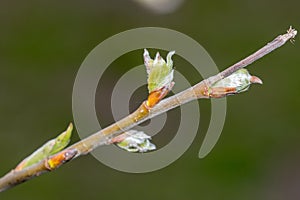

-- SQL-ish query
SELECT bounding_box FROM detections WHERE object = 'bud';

[114,130,156,153]
[211,69,262,95]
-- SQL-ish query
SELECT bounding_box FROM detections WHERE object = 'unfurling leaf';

[206,69,262,98]
[212,69,262,92]
[49,123,73,155]
[15,123,73,170]
[144,49,175,93]
[114,130,156,153]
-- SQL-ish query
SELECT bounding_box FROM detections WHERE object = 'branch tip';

[287,26,297,37]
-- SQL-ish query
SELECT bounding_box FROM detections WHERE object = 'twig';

[0,27,297,192]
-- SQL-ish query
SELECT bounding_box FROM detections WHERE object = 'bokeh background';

[1,0,299,199]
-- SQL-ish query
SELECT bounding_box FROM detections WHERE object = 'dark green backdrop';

[1,0,299,199]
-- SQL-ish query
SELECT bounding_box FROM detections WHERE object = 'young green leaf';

[144,49,175,93]
[15,123,73,170]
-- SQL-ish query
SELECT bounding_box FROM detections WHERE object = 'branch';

[0,26,297,192]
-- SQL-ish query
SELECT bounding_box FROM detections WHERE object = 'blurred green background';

[1,0,299,199]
